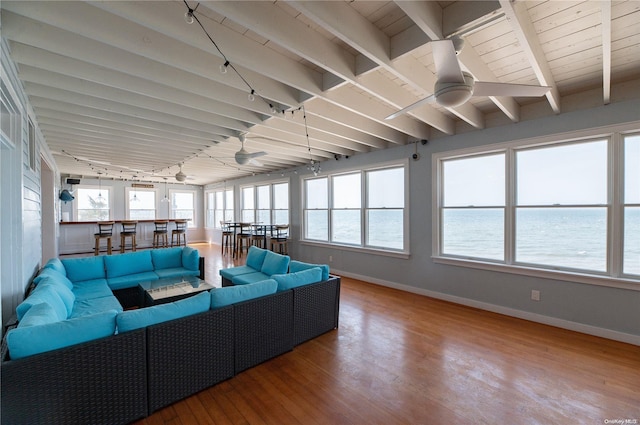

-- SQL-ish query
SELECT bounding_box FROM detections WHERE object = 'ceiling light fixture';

[301,105,320,176]
[219,60,229,74]
[161,178,170,203]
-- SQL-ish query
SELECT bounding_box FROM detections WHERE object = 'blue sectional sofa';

[220,246,291,286]
[1,248,340,425]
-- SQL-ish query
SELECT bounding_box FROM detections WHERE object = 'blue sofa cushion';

[289,260,330,281]
[261,251,290,276]
[33,268,73,290]
[246,246,268,270]
[72,279,112,301]
[61,256,106,283]
[7,310,118,360]
[38,280,75,317]
[107,272,159,290]
[42,258,66,276]
[273,268,323,292]
[232,271,271,285]
[116,291,210,332]
[17,302,59,328]
[70,295,123,319]
[16,285,68,321]
[219,265,258,281]
[104,251,154,279]
[151,247,183,270]
[210,279,278,309]
[181,246,200,271]
[154,268,200,279]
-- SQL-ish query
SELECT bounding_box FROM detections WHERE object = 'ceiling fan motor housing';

[434,71,475,107]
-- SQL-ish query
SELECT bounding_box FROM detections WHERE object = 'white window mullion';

[505,148,516,265]
[609,133,623,277]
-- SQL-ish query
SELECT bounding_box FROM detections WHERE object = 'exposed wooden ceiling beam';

[601,0,612,105]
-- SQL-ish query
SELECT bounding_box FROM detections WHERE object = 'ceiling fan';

[385,37,551,120]
[235,134,267,166]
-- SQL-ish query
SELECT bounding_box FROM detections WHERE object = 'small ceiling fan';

[235,134,267,166]
[386,37,551,120]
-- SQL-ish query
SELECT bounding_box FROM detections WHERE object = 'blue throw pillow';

[104,251,154,278]
[116,291,210,332]
[181,247,200,271]
[16,285,68,321]
[261,251,290,276]
[37,280,75,317]
[7,310,117,360]
[61,256,106,283]
[273,267,323,292]
[42,258,66,276]
[33,268,74,290]
[289,260,330,281]
[246,246,268,270]
[210,279,278,309]
[17,302,60,328]
[150,247,184,270]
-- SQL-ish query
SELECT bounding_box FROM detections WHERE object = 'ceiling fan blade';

[473,82,551,97]
[385,95,436,120]
[431,40,464,83]
[248,158,264,166]
[248,151,267,159]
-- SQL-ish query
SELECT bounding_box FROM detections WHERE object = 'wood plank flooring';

[133,243,640,425]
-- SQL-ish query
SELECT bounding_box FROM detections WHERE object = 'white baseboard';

[332,268,640,347]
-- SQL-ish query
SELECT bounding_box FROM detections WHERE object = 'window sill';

[299,240,410,260]
[432,256,640,291]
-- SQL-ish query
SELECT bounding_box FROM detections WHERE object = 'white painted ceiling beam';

[499,0,561,113]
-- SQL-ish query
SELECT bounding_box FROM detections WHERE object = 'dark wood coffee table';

[138,275,214,306]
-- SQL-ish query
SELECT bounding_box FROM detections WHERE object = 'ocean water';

[443,207,640,275]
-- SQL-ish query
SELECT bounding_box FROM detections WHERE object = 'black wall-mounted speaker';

[66,178,81,185]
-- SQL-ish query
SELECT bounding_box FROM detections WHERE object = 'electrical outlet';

[531,290,541,301]
[329,255,333,262]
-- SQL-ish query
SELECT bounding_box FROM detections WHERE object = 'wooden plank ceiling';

[1,1,639,185]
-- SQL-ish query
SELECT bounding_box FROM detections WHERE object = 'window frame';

[73,185,113,222]
[301,160,409,257]
[169,189,196,228]
[240,180,290,226]
[205,188,234,229]
[432,125,640,290]
[125,187,158,220]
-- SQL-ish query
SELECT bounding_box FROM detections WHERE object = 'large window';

[206,188,234,228]
[240,181,289,225]
[75,186,111,221]
[434,130,640,284]
[170,190,195,227]
[303,163,407,252]
[126,188,156,220]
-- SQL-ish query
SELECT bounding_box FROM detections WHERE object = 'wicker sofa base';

[1,276,341,424]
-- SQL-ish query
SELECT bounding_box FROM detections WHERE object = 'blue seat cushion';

[72,279,112,301]
[219,265,258,280]
[42,258,66,276]
[61,256,106,283]
[116,291,210,332]
[260,251,290,276]
[150,247,183,270]
[289,260,330,281]
[154,268,200,279]
[70,295,123,319]
[181,246,200,271]
[107,272,159,290]
[273,267,323,292]
[37,280,75,317]
[232,271,271,285]
[17,302,59,328]
[7,310,118,360]
[104,251,154,279]
[16,284,68,321]
[210,279,278,309]
[33,268,73,290]
[246,246,268,270]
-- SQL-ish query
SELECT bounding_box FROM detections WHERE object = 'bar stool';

[220,221,233,255]
[94,221,114,256]
[270,225,289,255]
[120,220,138,253]
[250,224,266,249]
[234,223,252,258]
[172,219,188,247]
[153,220,169,248]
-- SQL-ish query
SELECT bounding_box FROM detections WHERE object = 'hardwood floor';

[134,243,640,425]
